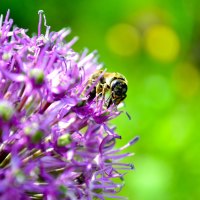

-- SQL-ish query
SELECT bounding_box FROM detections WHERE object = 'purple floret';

[0,10,139,200]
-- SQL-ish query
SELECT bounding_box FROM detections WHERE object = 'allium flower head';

[0,10,139,200]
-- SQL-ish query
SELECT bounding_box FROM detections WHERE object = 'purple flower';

[0,10,139,200]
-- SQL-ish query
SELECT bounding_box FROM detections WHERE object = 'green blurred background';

[1,0,200,199]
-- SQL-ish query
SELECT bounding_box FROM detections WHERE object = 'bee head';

[111,79,127,98]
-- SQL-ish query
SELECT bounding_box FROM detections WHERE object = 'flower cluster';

[0,10,139,200]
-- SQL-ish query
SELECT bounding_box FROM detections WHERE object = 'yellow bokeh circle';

[172,63,200,98]
[144,25,180,62]
[106,23,141,57]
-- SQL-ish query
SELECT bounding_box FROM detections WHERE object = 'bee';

[85,70,128,108]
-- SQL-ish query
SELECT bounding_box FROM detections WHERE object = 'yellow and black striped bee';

[85,70,128,108]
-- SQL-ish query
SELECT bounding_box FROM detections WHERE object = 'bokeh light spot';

[144,25,180,62]
[172,62,200,98]
[106,23,141,56]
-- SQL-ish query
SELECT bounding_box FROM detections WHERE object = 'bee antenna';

[125,111,131,120]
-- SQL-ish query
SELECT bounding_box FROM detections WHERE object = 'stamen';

[79,48,89,60]
[106,152,134,160]
[0,14,3,28]
[66,36,79,49]
[105,136,139,155]
[106,162,134,169]
[43,12,51,39]
[51,28,71,42]
[78,50,98,68]
[59,28,72,41]
[4,9,10,23]
[38,10,44,37]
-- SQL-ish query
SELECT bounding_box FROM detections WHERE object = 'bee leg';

[106,90,115,108]
[94,83,102,108]
[95,92,101,108]
[107,96,113,108]
[101,84,110,108]
[88,87,96,102]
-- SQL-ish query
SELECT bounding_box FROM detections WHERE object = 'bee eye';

[111,79,127,96]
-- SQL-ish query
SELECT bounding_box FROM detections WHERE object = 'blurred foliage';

[1,0,200,199]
